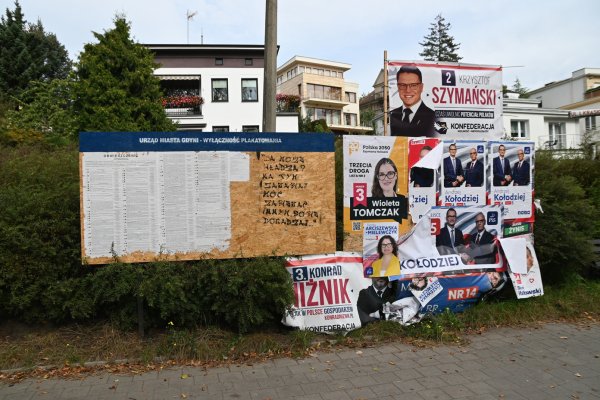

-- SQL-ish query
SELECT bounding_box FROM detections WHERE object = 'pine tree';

[74,17,175,132]
[0,1,71,98]
[512,78,529,98]
[419,14,462,62]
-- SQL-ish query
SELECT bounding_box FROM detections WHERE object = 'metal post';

[262,0,277,132]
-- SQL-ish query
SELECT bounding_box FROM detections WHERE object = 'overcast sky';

[11,0,600,95]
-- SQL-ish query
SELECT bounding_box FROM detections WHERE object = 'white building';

[503,93,579,150]
[276,56,371,134]
[146,44,297,132]
[528,68,600,149]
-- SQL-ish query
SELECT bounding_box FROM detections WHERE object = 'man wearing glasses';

[512,148,530,186]
[464,147,484,187]
[468,212,496,264]
[390,66,436,137]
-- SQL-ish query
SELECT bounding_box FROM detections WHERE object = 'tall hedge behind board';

[0,144,598,330]
[0,144,293,332]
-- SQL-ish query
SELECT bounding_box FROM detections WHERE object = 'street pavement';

[1,322,599,400]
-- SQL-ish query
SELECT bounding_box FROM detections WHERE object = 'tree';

[2,78,78,145]
[0,1,71,99]
[512,78,529,98]
[419,14,462,62]
[74,16,175,132]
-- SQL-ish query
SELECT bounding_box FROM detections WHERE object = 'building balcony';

[302,97,350,109]
[165,106,203,118]
[537,130,599,155]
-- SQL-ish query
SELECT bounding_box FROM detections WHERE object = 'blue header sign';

[79,132,334,153]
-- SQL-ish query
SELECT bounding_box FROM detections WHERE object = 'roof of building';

[277,55,351,72]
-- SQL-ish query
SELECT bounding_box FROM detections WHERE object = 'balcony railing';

[164,106,202,117]
[537,130,600,150]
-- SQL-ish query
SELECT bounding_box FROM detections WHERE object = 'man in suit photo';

[468,212,497,265]
[390,66,436,137]
[356,277,395,326]
[435,208,466,256]
[464,147,484,187]
[512,148,530,186]
[443,143,464,187]
[493,144,512,186]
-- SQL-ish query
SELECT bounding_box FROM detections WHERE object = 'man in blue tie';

[443,143,464,187]
[492,144,512,186]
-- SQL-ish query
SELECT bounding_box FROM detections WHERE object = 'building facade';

[502,94,579,150]
[277,56,371,134]
[528,68,600,149]
[146,44,297,132]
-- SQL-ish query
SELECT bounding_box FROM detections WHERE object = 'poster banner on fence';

[440,140,487,207]
[387,61,503,139]
[79,132,335,264]
[393,206,504,277]
[408,138,440,223]
[282,252,370,333]
[488,141,535,220]
[343,135,410,251]
[506,234,544,299]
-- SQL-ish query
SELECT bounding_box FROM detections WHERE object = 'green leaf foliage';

[419,14,462,62]
[0,1,71,99]
[0,144,293,332]
[534,153,599,283]
[2,78,78,145]
[74,16,175,132]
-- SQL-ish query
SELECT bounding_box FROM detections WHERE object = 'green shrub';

[0,144,294,332]
[534,153,597,283]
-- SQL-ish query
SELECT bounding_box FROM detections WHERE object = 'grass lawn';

[1,278,599,382]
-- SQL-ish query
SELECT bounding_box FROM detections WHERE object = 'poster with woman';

[343,136,410,251]
[362,222,401,278]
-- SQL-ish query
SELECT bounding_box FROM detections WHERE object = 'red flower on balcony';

[161,95,204,108]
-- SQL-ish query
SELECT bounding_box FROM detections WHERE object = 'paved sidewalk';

[1,322,599,400]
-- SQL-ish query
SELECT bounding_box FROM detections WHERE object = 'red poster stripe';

[388,61,502,71]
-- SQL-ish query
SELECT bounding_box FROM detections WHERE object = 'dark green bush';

[534,152,598,283]
[0,144,293,332]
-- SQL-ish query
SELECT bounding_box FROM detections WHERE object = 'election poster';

[388,61,503,139]
[392,206,503,278]
[409,276,444,306]
[362,222,401,279]
[343,135,410,251]
[506,235,544,299]
[282,252,370,334]
[488,141,535,220]
[394,272,506,315]
[430,205,503,269]
[408,138,440,223]
[440,140,487,207]
[80,132,335,264]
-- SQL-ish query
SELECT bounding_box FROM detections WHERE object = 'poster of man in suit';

[387,61,503,139]
[440,141,487,208]
[488,141,535,220]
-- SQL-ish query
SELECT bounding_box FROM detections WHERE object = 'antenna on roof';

[201,25,204,45]
[186,10,198,44]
